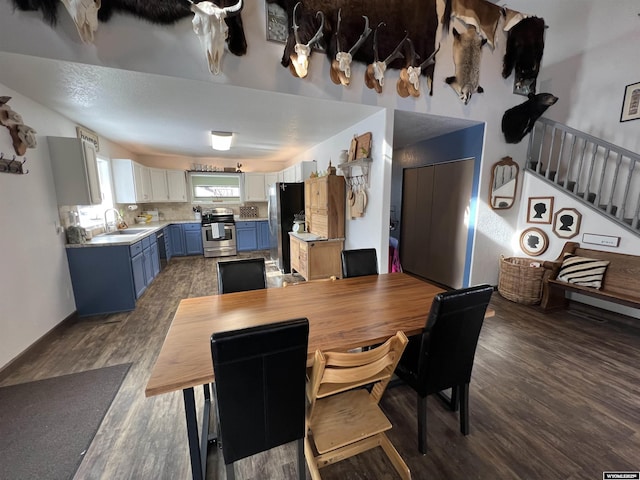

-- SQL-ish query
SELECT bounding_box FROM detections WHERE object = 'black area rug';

[0,363,131,480]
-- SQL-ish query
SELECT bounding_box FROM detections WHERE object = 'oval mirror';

[490,156,519,210]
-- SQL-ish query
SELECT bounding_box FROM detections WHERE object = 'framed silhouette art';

[520,227,549,256]
[553,208,581,239]
[527,196,553,224]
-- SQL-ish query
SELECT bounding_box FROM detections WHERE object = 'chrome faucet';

[104,208,122,233]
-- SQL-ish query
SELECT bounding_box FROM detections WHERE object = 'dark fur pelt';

[10,0,58,25]
[268,0,438,82]
[8,0,247,56]
[502,93,557,144]
[502,16,545,92]
[97,0,191,25]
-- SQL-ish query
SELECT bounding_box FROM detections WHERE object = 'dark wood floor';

[2,255,640,479]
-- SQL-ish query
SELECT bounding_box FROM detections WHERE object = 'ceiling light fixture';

[210,131,233,151]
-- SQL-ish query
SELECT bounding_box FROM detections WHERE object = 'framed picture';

[520,227,549,256]
[620,82,640,122]
[266,2,288,44]
[527,196,553,224]
[553,208,582,239]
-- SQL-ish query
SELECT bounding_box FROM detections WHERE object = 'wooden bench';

[540,241,640,311]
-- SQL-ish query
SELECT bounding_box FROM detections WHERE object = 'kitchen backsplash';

[118,202,268,223]
[58,202,269,238]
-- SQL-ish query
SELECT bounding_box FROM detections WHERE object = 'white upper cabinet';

[167,170,187,202]
[264,173,278,193]
[48,136,102,206]
[150,168,169,201]
[283,166,296,183]
[112,159,152,203]
[281,161,317,184]
[243,172,267,202]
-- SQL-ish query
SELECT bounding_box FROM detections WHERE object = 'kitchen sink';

[105,228,149,236]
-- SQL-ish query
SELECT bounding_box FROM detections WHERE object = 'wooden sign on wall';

[76,126,99,152]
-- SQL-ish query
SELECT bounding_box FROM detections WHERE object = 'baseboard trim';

[0,310,79,382]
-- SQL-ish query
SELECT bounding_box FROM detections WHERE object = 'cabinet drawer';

[183,223,201,232]
[236,221,256,229]
[141,236,151,249]
[130,241,143,257]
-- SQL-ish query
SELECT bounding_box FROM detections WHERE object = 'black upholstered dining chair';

[341,248,378,278]
[394,284,493,454]
[210,318,309,480]
[216,257,267,294]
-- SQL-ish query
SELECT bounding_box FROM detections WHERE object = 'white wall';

[0,83,136,369]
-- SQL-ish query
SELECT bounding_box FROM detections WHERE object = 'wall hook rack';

[0,152,29,175]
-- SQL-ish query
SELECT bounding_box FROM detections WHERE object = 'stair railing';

[527,117,640,232]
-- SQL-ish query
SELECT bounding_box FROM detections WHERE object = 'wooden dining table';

[145,273,460,480]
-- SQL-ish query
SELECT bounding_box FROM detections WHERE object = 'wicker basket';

[498,256,545,305]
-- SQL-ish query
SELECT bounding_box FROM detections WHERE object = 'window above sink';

[188,172,242,204]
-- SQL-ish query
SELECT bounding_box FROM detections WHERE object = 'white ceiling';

[0,1,482,166]
[0,52,476,164]
[0,2,635,166]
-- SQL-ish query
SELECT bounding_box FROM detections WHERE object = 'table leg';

[183,387,204,480]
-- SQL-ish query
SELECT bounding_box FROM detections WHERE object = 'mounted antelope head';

[364,24,405,94]
[329,10,371,86]
[396,39,439,98]
[60,0,101,44]
[289,2,325,78]
[188,0,243,75]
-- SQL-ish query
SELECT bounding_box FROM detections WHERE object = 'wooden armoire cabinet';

[304,174,346,239]
[289,173,346,281]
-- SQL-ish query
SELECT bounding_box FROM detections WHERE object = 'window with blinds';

[188,172,242,204]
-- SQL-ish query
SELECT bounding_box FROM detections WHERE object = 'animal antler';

[290,2,325,78]
[364,25,406,93]
[331,10,371,86]
[397,38,435,98]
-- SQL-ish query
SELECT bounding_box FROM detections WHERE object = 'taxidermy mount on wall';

[445,27,486,104]
[502,93,558,144]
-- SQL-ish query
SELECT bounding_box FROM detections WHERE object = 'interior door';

[400,159,474,288]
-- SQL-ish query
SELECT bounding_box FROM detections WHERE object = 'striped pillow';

[557,254,610,289]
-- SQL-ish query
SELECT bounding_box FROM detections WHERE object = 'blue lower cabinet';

[183,223,203,255]
[131,251,146,298]
[66,245,137,316]
[237,221,258,251]
[169,224,185,256]
[257,221,270,250]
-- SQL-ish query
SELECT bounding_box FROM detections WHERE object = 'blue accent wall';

[391,123,485,286]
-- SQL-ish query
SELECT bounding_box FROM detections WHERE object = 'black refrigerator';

[268,182,304,273]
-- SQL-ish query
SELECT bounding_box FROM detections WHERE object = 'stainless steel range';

[201,208,237,258]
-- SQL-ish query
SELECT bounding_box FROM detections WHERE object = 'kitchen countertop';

[235,217,269,222]
[66,220,198,248]
[289,232,344,242]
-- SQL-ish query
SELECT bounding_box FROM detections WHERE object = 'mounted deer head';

[290,2,325,78]
[188,0,243,75]
[330,10,371,86]
[364,24,406,94]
